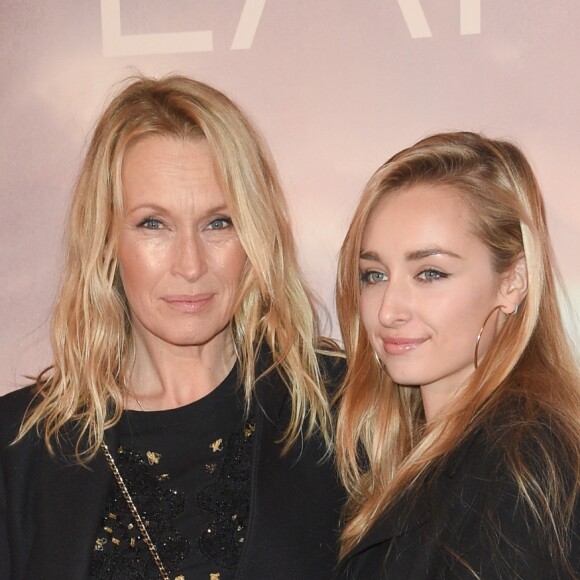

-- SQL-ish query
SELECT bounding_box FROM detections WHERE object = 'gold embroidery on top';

[210,438,223,453]
[244,422,256,438]
[95,537,107,551]
[146,451,161,465]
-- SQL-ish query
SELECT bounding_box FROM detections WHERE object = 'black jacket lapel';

[26,430,117,579]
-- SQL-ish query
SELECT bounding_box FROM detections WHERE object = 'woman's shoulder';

[253,339,345,395]
[458,397,577,474]
[439,402,579,530]
[0,385,37,445]
[0,384,37,413]
[424,399,579,578]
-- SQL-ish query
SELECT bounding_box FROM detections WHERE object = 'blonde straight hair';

[336,132,580,571]
[18,75,334,460]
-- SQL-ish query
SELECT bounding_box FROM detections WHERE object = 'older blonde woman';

[0,75,344,580]
[335,132,580,578]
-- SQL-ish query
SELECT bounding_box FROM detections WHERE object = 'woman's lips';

[382,338,428,355]
[161,294,214,313]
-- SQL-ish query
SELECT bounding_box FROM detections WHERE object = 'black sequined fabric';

[90,446,190,579]
[89,364,254,579]
[89,424,254,578]
[197,421,255,569]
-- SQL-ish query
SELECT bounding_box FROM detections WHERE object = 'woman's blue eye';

[360,270,387,285]
[418,269,447,282]
[138,218,163,229]
[208,217,232,230]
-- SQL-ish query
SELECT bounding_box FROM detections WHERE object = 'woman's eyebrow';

[360,250,380,261]
[360,247,462,261]
[405,247,462,260]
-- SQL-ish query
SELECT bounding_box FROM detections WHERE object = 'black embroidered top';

[89,365,254,580]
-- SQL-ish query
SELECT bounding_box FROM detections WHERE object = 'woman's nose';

[377,279,411,327]
[171,233,208,282]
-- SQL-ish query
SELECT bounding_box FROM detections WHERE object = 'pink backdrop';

[2,1,579,393]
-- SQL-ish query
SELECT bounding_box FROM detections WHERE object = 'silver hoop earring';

[512,303,520,315]
[474,305,503,369]
[374,351,387,373]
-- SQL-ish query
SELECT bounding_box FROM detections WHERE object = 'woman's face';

[359,183,504,409]
[117,135,247,351]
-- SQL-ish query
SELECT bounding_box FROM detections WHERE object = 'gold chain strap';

[100,442,170,580]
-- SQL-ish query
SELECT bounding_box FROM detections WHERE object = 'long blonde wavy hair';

[336,132,580,571]
[18,75,334,461]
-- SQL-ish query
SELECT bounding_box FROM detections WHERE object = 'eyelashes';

[360,270,387,285]
[137,217,164,229]
[207,217,233,230]
[359,268,450,285]
[417,269,449,282]
[135,215,234,231]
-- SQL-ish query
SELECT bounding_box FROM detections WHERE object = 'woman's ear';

[499,254,528,314]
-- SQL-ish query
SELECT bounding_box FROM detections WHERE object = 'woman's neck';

[124,330,236,411]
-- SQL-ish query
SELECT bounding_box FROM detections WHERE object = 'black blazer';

[336,422,580,579]
[0,354,345,579]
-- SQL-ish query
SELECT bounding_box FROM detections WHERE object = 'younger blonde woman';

[335,132,580,578]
